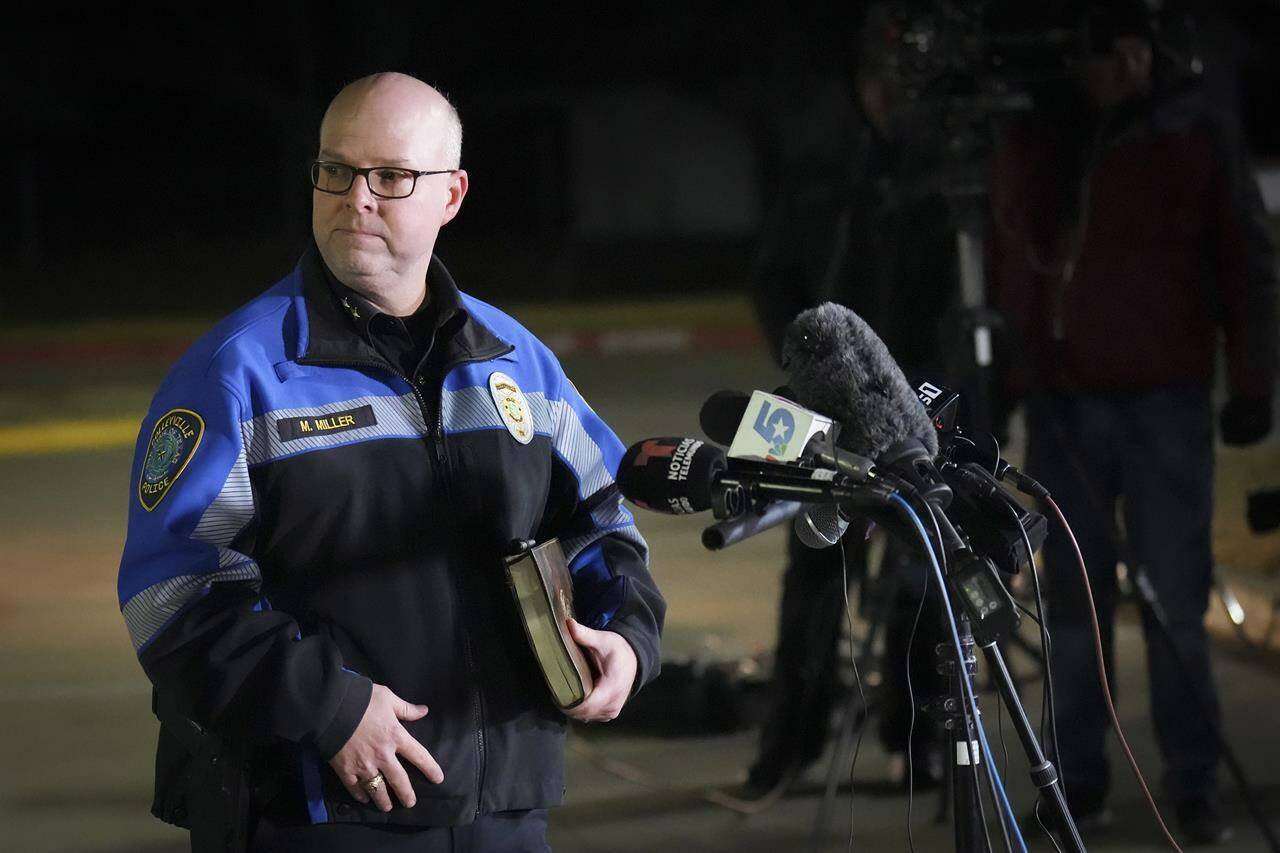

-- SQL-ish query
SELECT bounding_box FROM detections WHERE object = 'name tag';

[276,405,376,442]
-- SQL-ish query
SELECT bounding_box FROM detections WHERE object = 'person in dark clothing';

[988,6,1277,843]
[742,31,958,795]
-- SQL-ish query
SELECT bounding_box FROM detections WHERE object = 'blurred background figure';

[987,0,1278,843]
[740,2,956,799]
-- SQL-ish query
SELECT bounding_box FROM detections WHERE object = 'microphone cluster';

[617,303,1101,850]
[617,303,1047,576]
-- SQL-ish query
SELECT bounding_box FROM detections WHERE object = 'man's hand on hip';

[564,618,638,723]
[328,683,444,812]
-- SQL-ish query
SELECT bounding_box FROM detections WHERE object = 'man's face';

[312,83,466,303]
[1074,36,1153,110]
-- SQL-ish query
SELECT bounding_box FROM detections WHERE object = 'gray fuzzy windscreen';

[781,303,939,459]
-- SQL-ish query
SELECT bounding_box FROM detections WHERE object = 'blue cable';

[889,492,1030,853]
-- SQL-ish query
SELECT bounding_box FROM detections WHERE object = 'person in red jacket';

[988,4,1277,844]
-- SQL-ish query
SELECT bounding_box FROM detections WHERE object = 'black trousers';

[1026,386,1222,807]
[247,809,551,853]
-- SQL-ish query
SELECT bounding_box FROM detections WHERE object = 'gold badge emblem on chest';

[489,371,533,445]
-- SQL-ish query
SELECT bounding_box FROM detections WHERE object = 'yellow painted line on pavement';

[0,416,139,457]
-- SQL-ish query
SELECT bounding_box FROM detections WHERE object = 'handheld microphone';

[699,390,870,547]
[698,389,879,483]
[699,390,752,446]
[617,436,897,520]
[616,437,726,515]
[701,501,803,551]
[793,502,851,549]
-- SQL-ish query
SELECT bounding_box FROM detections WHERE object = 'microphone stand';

[942,613,995,853]
[929,534,1086,853]
[907,496,1002,853]
[703,452,1086,850]
[877,442,1087,853]
[977,636,1086,852]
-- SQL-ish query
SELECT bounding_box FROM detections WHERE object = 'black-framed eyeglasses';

[310,161,455,199]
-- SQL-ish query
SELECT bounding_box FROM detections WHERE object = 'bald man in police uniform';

[119,73,665,852]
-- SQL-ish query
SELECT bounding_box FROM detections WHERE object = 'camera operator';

[740,4,956,798]
[987,2,1278,843]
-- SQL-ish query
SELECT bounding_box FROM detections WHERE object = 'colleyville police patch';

[138,409,205,511]
[489,372,533,445]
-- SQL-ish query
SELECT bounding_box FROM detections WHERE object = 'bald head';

[312,72,470,315]
[321,73,462,169]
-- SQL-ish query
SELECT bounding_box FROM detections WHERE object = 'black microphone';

[614,435,806,549]
[616,436,726,515]
[617,436,897,519]
[702,501,803,550]
[782,304,954,521]
[699,386,802,445]
[699,390,869,547]
[699,390,750,446]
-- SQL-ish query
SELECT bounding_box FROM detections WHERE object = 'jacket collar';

[294,244,513,368]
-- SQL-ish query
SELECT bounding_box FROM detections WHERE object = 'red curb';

[0,340,191,367]
[0,326,764,367]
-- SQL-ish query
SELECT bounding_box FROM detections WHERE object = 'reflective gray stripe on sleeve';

[192,444,253,549]
[550,398,612,500]
[123,562,262,651]
[561,499,647,564]
[562,524,647,565]
[127,440,260,652]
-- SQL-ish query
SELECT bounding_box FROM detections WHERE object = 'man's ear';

[441,170,469,227]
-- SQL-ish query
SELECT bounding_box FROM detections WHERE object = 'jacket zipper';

[301,346,511,818]
[297,357,435,434]
[432,348,511,819]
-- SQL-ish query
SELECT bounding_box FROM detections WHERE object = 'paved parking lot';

[2,345,1278,851]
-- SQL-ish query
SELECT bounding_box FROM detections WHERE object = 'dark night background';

[5,6,1280,851]
[3,1,1280,318]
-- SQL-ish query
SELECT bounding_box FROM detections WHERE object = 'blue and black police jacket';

[117,246,665,826]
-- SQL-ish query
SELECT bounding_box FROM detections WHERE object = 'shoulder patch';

[138,409,205,511]
[489,372,533,445]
